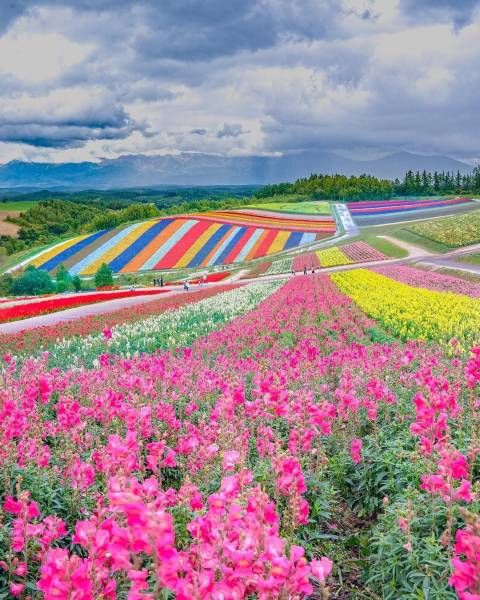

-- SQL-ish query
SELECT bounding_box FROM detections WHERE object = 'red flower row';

[0,284,241,355]
[0,289,168,324]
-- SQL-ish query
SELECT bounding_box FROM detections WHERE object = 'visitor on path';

[312,268,315,274]
[303,266,307,275]
[183,281,189,291]
[202,274,207,285]
[160,275,163,287]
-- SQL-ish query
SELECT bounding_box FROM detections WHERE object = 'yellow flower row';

[331,269,480,350]
[316,246,352,267]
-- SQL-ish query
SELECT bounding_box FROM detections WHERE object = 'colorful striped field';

[25,210,336,275]
[348,197,474,225]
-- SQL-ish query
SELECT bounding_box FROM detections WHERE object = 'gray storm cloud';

[0,0,479,161]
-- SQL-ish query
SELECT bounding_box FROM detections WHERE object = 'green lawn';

[0,200,37,212]
[457,253,480,265]
[393,228,451,253]
[362,235,408,258]
[245,201,332,215]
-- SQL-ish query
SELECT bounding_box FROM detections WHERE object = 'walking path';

[417,259,480,275]
[377,235,432,259]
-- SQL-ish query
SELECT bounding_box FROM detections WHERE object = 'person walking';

[183,280,189,291]
[303,265,307,275]
[160,275,163,287]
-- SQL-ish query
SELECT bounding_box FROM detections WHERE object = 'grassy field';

[360,235,408,258]
[246,201,332,214]
[457,252,480,265]
[0,200,37,211]
[353,221,452,253]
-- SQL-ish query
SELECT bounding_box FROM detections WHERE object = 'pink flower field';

[375,264,480,297]
[0,274,479,599]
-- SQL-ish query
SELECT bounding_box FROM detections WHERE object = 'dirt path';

[377,235,434,259]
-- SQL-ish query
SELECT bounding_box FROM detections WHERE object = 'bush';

[11,265,54,296]
[72,275,82,292]
[55,264,73,293]
[0,273,13,296]
[94,263,114,288]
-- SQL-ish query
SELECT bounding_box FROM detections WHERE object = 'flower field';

[0,284,241,356]
[316,241,385,267]
[0,289,167,324]
[266,257,293,274]
[23,281,280,369]
[23,209,336,275]
[292,252,320,271]
[1,266,480,598]
[405,209,480,248]
[348,197,473,219]
[375,265,480,297]
[331,268,480,349]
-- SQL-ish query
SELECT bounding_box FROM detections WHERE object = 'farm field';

[19,209,336,275]
[404,209,480,248]
[349,196,476,226]
[245,201,332,214]
[316,241,386,267]
[1,266,480,599]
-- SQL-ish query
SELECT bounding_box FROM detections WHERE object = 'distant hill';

[0,151,472,189]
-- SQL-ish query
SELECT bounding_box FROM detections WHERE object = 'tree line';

[254,166,480,201]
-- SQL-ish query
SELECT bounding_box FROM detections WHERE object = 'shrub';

[55,264,73,293]
[11,265,54,296]
[94,263,113,288]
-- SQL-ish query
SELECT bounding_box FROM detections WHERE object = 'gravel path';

[377,235,432,259]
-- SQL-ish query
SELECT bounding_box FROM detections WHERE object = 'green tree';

[0,273,14,296]
[94,263,114,288]
[11,266,54,296]
[55,264,73,293]
[72,275,82,293]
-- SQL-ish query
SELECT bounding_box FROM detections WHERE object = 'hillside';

[20,207,336,275]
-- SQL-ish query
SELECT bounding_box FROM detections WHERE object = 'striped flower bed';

[341,241,386,262]
[267,258,293,274]
[348,197,473,217]
[292,252,320,272]
[0,284,240,356]
[317,242,386,267]
[23,209,336,275]
[316,247,353,267]
[0,289,167,323]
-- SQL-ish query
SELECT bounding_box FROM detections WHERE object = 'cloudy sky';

[0,0,479,164]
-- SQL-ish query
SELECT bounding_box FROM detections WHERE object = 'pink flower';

[310,557,333,583]
[102,326,113,340]
[223,450,240,471]
[454,480,474,503]
[9,583,25,597]
[350,438,363,464]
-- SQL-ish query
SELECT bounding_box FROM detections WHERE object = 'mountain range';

[0,151,473,189]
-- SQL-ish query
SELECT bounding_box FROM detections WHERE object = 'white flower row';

[45,281,281,369]
[267,258,293,274]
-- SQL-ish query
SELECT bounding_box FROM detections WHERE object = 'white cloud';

[0,26,92,84]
